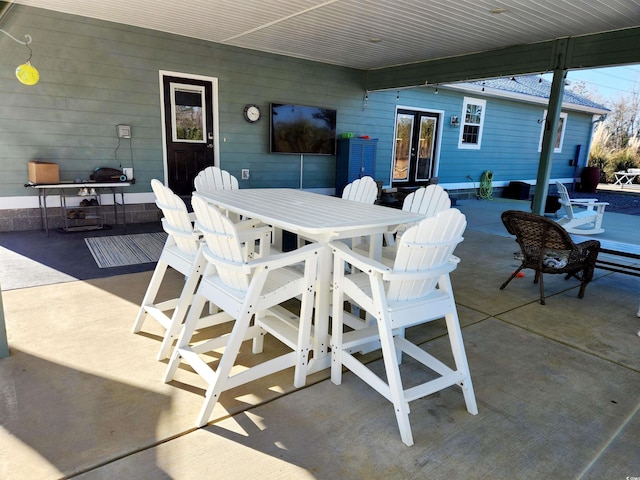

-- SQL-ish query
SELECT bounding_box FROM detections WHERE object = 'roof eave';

[441,83,610,115]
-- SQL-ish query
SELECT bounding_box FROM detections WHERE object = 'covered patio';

[1,195,638,479]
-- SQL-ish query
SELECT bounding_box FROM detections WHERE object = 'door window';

[170,84,207,143]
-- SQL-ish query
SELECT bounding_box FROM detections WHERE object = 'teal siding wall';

[364,88,593,186]
[0,5,595,201]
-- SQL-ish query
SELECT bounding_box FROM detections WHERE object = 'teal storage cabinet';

[335,138,377,196]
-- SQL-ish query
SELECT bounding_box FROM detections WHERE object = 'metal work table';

[26,181,130,235]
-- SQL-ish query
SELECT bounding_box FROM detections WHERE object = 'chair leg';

[196,311,254,427]
[444,311,478,415]
[156,257,206,360]
[499,265,523,290]
[164,292,209,383]
[132,260,169,333]
[377,319,413,446]
[538,272,546,305]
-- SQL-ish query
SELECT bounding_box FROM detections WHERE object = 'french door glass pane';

[394,113,414,181]
[416,117,435,181]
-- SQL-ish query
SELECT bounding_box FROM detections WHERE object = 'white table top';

[194,188,425,242]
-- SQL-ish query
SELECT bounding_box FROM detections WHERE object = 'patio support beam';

[0,286,8,358]
[365,27,640,92]
[532,66,566,215]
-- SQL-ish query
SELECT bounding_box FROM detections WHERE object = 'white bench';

[613,168,640,187]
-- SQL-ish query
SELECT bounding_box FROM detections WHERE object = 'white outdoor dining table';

[193,188,426,372]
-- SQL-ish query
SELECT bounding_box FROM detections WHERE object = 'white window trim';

[458,97,486,150]
[538,111,568,153]
[169,83,207,144]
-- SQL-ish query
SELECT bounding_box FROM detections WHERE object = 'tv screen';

[270,103,337,155]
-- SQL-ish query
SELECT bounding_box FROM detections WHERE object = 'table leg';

[42,190,49,236]
[367,233,383,261]
[307,243,332,374]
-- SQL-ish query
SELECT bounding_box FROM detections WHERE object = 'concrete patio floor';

[1,195,639,479]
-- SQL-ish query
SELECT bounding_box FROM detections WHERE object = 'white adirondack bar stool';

[555,181,608,234]
[194,165,239,191]
[342,175,378,203]
[331,176,379,249]
[330,208,478,446]
[195,165,272,255]
[132,179,205,359]
[133,179,271,360]
[383,184,451,248]
[165,196,322,427]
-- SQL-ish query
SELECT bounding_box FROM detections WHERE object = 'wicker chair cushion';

[542,250,569,269]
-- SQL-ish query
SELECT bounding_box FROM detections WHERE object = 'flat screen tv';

[270,103,337,155]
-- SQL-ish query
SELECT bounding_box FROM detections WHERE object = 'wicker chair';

[500,210,600,304]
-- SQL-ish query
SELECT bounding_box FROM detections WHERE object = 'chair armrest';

[382,260,457,282]
[248,242,322,270]
[237,225,272,244]
[332,241,391,275]
[236,217,269,230]
[202,242,322,274]
[571,200,608,206]
[574,239,601,253]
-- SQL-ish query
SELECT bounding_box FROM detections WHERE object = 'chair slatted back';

[386,208,466,301]
[151,179,200,256]
[501,210,575,256]
[194,166,239,193]
[191,195,250,293]
[555,182,576,220]
[342,176,378,204]
[402,184,451,216]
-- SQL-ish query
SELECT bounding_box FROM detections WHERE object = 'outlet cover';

[241,169,250,179]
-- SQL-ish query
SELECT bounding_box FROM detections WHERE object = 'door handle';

[206,144,213,149]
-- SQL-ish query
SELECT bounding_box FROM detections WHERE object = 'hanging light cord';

[0,29,32,47]
[0,30,33,61]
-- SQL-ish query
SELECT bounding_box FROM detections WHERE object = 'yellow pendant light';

[16,61,39,85]
[1,30,39,86]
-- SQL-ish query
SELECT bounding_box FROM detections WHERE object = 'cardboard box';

[28,161,60,184]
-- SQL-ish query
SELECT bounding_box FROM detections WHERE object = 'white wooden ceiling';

[11,0,640,70]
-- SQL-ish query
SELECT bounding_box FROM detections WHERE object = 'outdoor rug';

[84,232,167,268]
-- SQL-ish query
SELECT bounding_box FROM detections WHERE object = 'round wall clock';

[243,104,261,123]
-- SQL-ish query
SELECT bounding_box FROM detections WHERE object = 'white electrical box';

[116,124,131,138]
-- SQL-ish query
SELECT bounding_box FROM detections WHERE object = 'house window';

[538,111,568,153]
[458,97,486,149]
